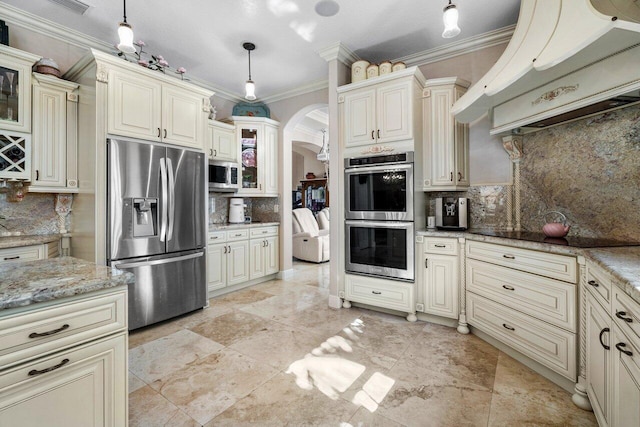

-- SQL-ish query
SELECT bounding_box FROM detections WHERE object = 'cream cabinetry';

[207,225,279,295]
[207,120,236,161]
[30,73,79,192]
[107,68,211,150]
[0,287,128,426]
[344,274,414,317]
[0,45,39,134]
[338,67,425,155]
[0,242,59,265]
[466,241,578,380]
[417,237,459,319]
[422,78,470,191]
[233,116,279,196]
[585,261,640,427]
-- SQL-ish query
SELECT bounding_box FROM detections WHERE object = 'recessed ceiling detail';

[315,0,340,17]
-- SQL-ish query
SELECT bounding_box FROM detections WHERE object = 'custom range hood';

[452,0,640,135]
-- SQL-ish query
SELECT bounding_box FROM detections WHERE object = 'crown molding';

[260,78,328,104]
[317,41,359,66]
[396,25,515,67]
[306,109,329,125]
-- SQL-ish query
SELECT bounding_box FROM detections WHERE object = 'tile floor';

[128,261,598,427]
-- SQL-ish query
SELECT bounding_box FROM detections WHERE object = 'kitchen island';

[0,257,132,426]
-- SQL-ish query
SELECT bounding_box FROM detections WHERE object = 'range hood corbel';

[452,0,640,135]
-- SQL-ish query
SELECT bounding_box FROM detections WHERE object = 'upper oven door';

[345,163,413,220]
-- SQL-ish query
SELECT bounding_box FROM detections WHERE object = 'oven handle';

[345,220,414,229]
[344,163,413,174]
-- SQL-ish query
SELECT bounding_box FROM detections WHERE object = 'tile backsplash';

[0,192,66,235]
[208,195,280,224]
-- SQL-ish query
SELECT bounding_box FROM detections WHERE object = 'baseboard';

[328,294,342,309]
[277,269,294,280]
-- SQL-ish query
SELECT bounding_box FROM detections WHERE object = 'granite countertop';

[0,257,134,310]
[417,229,640,304]
[0,234,62,249]
[209,222,280,231]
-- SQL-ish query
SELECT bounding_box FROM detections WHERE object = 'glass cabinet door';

[240,127,258,190]
[0,66,19,125]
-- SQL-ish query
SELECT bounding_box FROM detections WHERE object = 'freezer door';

[112,249,207,330]
[108,138,166,260]
[165,146,206,253]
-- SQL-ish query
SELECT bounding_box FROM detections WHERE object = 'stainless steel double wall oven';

[344,152,414,281]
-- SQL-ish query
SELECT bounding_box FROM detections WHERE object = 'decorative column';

[572,256,593,410]
[457,237,469,334]
[502,135,523,231]
[55,194,73,234]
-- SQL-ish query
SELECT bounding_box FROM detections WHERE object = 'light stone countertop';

[417,229,640,305]
[0,257,134,310]
[0,234,62,249]
[209,222,280,231]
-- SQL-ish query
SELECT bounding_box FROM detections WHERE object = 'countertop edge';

[0,234,63,249]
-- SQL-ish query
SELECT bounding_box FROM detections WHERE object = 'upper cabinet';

[422,77,470,191]
[233,116,279,196]
[0,45,39,134]
[207,120,236,161]
[338,67,425,157]
[107,66,212,150]
[30,73,79,192]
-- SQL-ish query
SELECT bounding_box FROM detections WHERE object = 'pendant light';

[442,0,461,39]
[243,42,256,101]
[117,0,136,53]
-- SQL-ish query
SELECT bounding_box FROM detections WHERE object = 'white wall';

[292,144,325,182]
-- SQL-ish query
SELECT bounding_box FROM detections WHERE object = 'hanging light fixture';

[442,0,461,39]
[117,0,136,53]
[243,42,256,101]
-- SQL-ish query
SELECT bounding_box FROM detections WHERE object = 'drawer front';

[586,263,613,309]
[0,245,45,264]
[345,275,413,312]
[250,226,278,238]
[466,241,577,283]
[423,237,458,255]
[207,231,226,244]
[467,292,576,380]
[226,229,249,241]
[613,287,640,343]
[467,259,576,331]
[0,289,127,370]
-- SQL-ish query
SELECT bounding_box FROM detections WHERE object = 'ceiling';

[1,0,520,100]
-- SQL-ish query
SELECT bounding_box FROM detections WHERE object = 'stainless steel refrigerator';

[107,137,207,330]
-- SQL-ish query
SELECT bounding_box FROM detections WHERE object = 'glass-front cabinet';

[0,45,39,134]
[233,116,279,196]
[240,126,258,191]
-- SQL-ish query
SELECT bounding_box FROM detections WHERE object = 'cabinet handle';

[615,342,633,357]
[587,280,599,288]
[371,130,375,140]
[502,323,515,331]
[163,129,167,138]
[377,129,380,139]
[36,169,39,181]
[450,172,453,182]
[28,358,70,377]
[234,233,242,237]
[503,254,515,259]
[372,291,382,295]
[425,258,428,268]
[265,240,269,247]
[615,311,633,323]
[158,128,161,137]
[214,149,217,156]
[228,245,231,253]
[210,149,213,156]
[599,328,610,350]
[223,246,227,254]
[262,230,268,234]
[210,236,218,240]
[29,324,70,338]
[434,244,446,248]
[502,285,515,291]
[3,256,20,260]
[458,172,462,182]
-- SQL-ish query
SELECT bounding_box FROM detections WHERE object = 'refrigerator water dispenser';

[133,198,158,237]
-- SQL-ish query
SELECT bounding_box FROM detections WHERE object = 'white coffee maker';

[229,198,246,223]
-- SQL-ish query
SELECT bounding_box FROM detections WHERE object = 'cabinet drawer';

[466,241,577,283]
[250,226,278,238]
[345,274,413,312]
[423,237,458,255]
[226,229,249,241]
[586,263,613,309]
[467,292,576,380]
[613,287,640,343]
[0,288,127,370]
[467,259,576,331]
[207,231,226,244]
[0,245,46,264]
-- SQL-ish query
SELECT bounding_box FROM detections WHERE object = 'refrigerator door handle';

[166,157,176,241]
[159,158,168,242]
[113,251,204,269]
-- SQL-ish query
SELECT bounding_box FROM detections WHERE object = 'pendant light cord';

[248,49,252,80]
[123,0,128,24]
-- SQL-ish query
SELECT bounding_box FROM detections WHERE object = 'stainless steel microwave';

[208,160,239,192]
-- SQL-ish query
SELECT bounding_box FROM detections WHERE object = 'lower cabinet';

[586,291,612,426]
[207,226,279,295]
[0,241,59,265]
[418,237,459,319]
[611,324,640,427]
[344,274,414,315]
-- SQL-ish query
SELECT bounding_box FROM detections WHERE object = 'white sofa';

[292,208,330,263]
[317,207,330,231]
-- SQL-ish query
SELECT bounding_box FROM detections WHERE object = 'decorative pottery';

[232,101,271,118]
[366,64,379,79]
[351,60,370,83]
[392,61,406,72]
[542,211,571,237]
[306,172,316,179]
[379,61,392,75]
[34,58,61,78]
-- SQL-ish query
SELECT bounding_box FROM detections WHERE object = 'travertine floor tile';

[128,320,182,349]
[150,348,279,425]
[129,371,146,394]
[488,352,598,426]
[348,406,407,427]
[209,288,275,312]
[350,310,425,360]
[129,329,224,384]
[267,301,364,337]
[189,310,271,347]
[171,303,233,329]
[128,385,184,427]
[240,287,327,321]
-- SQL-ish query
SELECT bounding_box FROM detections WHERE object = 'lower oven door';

[345,220,414,282]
